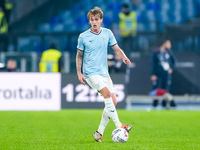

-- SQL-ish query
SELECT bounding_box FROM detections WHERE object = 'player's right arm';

[76,49,86,85]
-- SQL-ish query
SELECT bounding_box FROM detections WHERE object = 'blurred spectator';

[149,89,175,109]
[0,6,8,52]
[132,0,141,10]
[119,3,137,56]
[0,0,12,24]
[39,43,63,72]
[108,52,127,73]
[0,7,8,32]
[6,59,20,72]
[150,39,177,108]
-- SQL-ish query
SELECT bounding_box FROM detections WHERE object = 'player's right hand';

[78,72,86,85]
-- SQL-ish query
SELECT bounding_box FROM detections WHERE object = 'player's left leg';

[99,87,122,129]
[111,93,117,106]
[104,76,133,131]
[111,93,133,133]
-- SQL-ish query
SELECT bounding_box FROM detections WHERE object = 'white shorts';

[86,75,115,93]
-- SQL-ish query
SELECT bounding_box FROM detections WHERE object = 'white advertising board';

[0,73,61,111]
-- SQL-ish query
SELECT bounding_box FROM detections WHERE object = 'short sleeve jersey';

[77,27,117,78]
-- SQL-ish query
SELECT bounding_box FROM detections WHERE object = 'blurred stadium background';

[0,0,200,110]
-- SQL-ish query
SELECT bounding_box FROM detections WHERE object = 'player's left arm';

[112,44,131,66]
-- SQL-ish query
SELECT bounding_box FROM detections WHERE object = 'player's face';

[89,14,103,32]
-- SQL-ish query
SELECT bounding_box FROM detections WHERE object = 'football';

[111,128,129,143]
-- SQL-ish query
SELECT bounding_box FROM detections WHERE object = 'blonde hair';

[87,7,103,20]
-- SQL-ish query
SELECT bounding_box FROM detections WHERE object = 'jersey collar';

[90,28,102,35]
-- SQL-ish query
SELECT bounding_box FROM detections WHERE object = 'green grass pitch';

[0,109,200,150]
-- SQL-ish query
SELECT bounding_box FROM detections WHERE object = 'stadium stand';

[36,0,199,32]
[5,0,200,54]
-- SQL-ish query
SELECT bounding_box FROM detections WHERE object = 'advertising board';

[0,73,61,111]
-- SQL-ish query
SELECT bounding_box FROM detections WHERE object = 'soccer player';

[76,7,132,142]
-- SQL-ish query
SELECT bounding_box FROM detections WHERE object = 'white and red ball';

[111,128,129,143]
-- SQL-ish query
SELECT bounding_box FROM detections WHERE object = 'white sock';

[97,108,110,135]
[104,97,122,128]
[97,97,122,135]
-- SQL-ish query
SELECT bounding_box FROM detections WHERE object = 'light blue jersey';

[77,27,117,78]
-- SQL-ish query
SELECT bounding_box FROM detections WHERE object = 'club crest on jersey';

[102,37,106,41]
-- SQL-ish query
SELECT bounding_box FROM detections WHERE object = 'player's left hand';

[123,58,131,66]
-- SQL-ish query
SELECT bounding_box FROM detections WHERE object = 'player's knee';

[104,91,111,99]
[113,98,117,106]
[113,101,117,106]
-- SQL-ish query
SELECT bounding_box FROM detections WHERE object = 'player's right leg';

[96,107,110,139]
[92,131,103,142]
[86,75,111,142]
